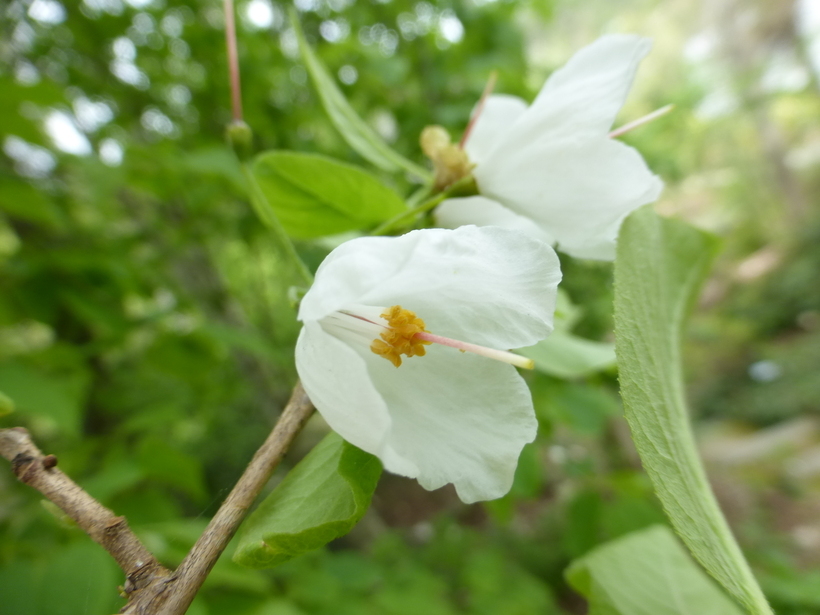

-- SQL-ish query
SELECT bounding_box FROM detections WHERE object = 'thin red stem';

[459,71,498,149]
[224,0,243,122]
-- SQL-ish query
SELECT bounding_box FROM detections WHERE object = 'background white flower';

[435,34,664,260]
[295,225,561,503]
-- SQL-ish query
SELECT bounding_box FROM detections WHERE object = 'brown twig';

[0,427,172,604]
[1,382,315,614]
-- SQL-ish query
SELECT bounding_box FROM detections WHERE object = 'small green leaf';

[518,289,614,379]
[40,500,77,529]
[0,363,89,438]
[291,14,431,181]
[137,436,208,503]
[553,288,583,331]
[614,206,771,615]
[518,332,615,379]
[0,390,14,416]
[234,432,381,569]
[252,151,407,239]
[566,525,745,615]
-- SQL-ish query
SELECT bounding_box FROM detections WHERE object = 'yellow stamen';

[370,305,432,367]
[420,126,475,191]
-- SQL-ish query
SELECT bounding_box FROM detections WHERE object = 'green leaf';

[0,390,14,416]
[518,332,615,379]
[234,432,382,568]
[252,151,407,239]
[532,380,620,436]
[0,362,89,437]
[137,436,208,502]
[566,525,746,615]
[291,14,431,181]
[613,206,771,615]
[0,76,64,144]
[136,520,270,594]
[0,178,65,228]
[0,541,124,615]
[518,289,615,379]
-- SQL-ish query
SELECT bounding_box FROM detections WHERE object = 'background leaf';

[613,206,771,614]
[566,525,745,615]
[518,289,615,378]
[292,14,432,181]
[234,433,382,569]
[518,332,615,379]
[252,151,407,239]
[0,390,14,416]
[0,362,89,438]
[0,541,124,615]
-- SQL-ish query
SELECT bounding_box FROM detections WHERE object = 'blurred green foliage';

[1,0,819,613]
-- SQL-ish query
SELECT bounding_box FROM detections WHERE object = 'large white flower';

[295,226,561,503]
[435,34,664,260]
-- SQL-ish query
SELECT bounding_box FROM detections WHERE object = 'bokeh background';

[1,0,819,613]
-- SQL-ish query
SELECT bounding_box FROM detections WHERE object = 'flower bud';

[420,125,474,191]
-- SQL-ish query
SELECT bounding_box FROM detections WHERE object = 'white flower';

[295,226,561,503]
[435,34,664,260]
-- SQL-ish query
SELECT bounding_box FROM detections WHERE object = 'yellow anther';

[370,305,433,367]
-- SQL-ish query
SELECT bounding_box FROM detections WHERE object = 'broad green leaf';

[234,432,381,568]
[613,206,771,615]
[518,332,615,379]
[252,151,407,239]
[566,525,745,615]
[291,14,431,181]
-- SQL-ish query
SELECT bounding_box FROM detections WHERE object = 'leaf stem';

[242,163,314,286]
[371,176,476,236]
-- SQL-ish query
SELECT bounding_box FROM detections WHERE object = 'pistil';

[608,104,674,138]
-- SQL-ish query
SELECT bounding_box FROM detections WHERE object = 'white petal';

[435,195,556,246]
[295,321,393,457]
[356,342,537,503]
[475,35,651,181]
[463,94,528,165]
[476,135,663,261]
[299,226,561,350]
[525,35,652,143]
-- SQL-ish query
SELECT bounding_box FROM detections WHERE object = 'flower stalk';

[371,175,477,236]
[224,0,243,124]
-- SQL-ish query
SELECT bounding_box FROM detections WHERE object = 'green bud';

[0,391,14,417]
[226,120,254,160]
[420,125,474,192]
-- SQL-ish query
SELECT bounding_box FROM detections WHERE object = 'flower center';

[323,304,534,370]
[369,305,432,367]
